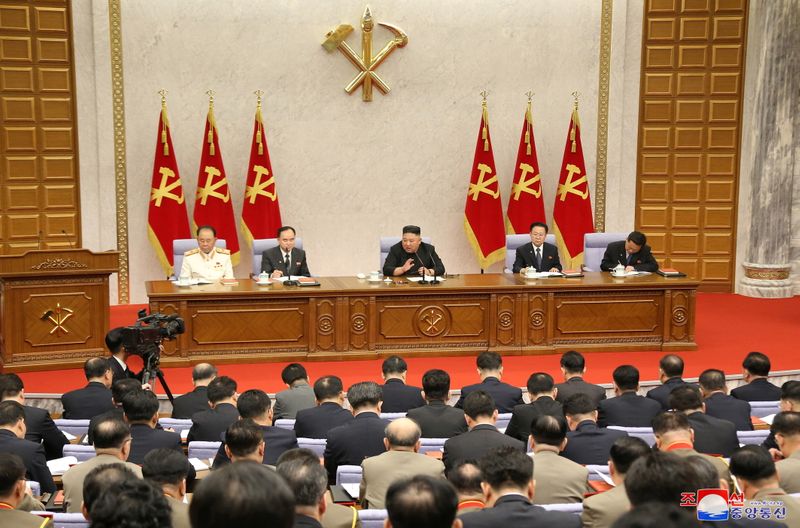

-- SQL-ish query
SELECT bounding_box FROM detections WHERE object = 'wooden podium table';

[0,249,119,371]
[146,273,698,366]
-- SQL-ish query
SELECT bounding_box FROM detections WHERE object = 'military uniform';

[179,247,233,281]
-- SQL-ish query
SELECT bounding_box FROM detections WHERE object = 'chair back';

[298,437,327,457]
[541,503,584,514]
[157,418,193,436]
[274,419,296,431]
[187,441,222,460]
[251,238,304,276]
[63,444,96,462]
[358,509,388,528]
[54,419,90,438]
[504,234,556,272]
[607,426,656,446]
[379,413,406,421]
[336,465,362,486]
[171,238,227,279]
[418,438,447,454]
[737,430,770,445]
[583,232,627,271]
[33,512,89,528]
[496,413,512,432]
[749,401,780,418]
[379,237,431,270]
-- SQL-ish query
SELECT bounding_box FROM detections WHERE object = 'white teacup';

[369,271,381,281]
[524,269,538,278]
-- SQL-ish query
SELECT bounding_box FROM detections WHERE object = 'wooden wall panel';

[636,0,748,292]
[0,0,80,255]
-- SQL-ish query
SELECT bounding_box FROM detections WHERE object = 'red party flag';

[506,98,546,233]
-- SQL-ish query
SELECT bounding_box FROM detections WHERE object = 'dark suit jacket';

[323,412,389,482]
[171,386,210,419]
[455,377,524,414]
[443,424,525,471]
[212,425,299,467]
[504,396,564,443]
[382,241,445,276]
[109,357,141,385]
[731,378,782,402]
[646,377,696,410]
[260,246,310,277]
[686,411,739,457]
[600,240,659,272]
[128,423,182,464]
[561,420,628,465]
[294,515,323,528]
[187,402,239,442]
[703,392,753,431]
[60,381,115,420]
[23,405,68,460]
[459,493,581,528]
[0,429,55,493]
[380,379,425,413]
[512,242,563,273]
[597,391,662,428]
[294,402,354,439]
[407,400,468,438]
[554,376,607,408]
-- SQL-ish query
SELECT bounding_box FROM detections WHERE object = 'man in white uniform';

[179,225,233,281]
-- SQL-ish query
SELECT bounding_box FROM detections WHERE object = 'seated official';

[187,375,240,442]
[380,356,425,413]
[273,363,316,421]
[61,357,115,420]
[554,350,606,407]
[645,354,696,410]
[730,445,800,521]
[597,365,661,428]
[407,369,468,439]
[123,390,183,465]
[599,230,658,272]
[669,385,739,457]
[382,225,445,277]
[80,464,139,521]
[218,419,266,464]
[455,352,523,414]
[511,222,562,273]
[293,376,354,439]
[142,449,192,528]
[260,225,311,278]
[699,368,753,430]
[732,351,783,401]
[88,378,141,445]
[560,393,628,466]
[179,225,233,281]
[762,381,800,453]
[528,415,588,504]
[0,453,54,528]
[448,460,485,516]
[504,372,563,443]
[85,473,172,528]
[0,401,55,494]
[771,412,800,493]
[385,475,461,528]
[171,363,216,419]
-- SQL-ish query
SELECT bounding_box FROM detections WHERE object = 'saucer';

[256,280,272,286]
[367,277,383,283]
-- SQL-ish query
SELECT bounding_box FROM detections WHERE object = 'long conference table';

[145,273,698,365]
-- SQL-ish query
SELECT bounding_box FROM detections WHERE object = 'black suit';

[60,381,115,420]
[382,241,445,276]
[23,405,68,460]
[128,423,182,464]
[443,423,525,472]
[323,412,389,482]
[731,378,782,402]
[171,386,210,419]
[455,377,524,414]
[459,493,581,528]
[294,402,354,439]
[512,242,563,273]
[703,392,752,431]
[260,246,310,277]
[504,396,564,443]
[0,429,55,494]
[561,420,628,465]
[555,376,607,408]
[597,391,662,428]
[686,411,739,457]
[187,403,239,442]
[109,357,141,385]
[407,400,468,438]
[600,240,659,272]
[380,379,425,413]
[212,425,299,467]
[646,377,696,410]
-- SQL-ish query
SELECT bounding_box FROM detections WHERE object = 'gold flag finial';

[158,89,169,155]
[254,90,265,155]
[524,91,534,155]
[480,91,489,152]
[206,90,216,155]
[570,91,581,153]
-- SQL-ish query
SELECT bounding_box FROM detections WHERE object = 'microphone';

[421,243,440,285]
[61,229,74,249]
[37,230,43,250]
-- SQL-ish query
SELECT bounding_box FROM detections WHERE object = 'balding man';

[61,357,115,420]
[171,363,216,419]
[360,417,445,509]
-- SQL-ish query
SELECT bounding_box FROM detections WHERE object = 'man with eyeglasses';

[512,222,562,274]
[179,225,233,281]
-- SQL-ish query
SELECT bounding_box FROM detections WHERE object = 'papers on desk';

[407,276,446,283]
[188,457,209,471]
[761,414,776,425]
[62,431,76,441]
[610,271,649,277]
[591,467,615,486]
[341,483,360,500]
[523,271,562,279]
[181,429,189,441]
[47,456,78,475]
[170,278,213,286]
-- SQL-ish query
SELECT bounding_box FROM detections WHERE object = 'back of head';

[88,478,171,528]
[698,369,726,392]
[192,363,217,382]
[652,411,691,437]
[479,446,532,490]
[613,365,640,391]
[92,416,131,450]
[613,502,699,528]
[668,385,702,412]
[82,464,139,515]
[0,400,24,427]
[313,375,343,401]
[560,350,585,374]
[385,418,421,448]
[382,355,408,376]
[237,389,270,419]
[142,448,191,486]
[0,453,25,497]
[526,372,554,395]
[207,375,237,404]
[421,369,450,401]
[122,389,159,422]
[729,445,776,483]
[225,419,264,458]
[347,381,382,410]
[771,411,800,437]
[659,354,685,378]
[609,436,652,475]
[446,459,482,496]
[531,414,567,447]
[84,357,110,381]
[562,392,596,417]
[782,381,800,406]
[105,327,124,354]
[281,363,308,385]
[627,231,647,246]
[625,451,697,507]
[111,378,141,404]
[686,455,721,489]
[190,461,295,528]
[476,351,502,371]
[385,474,458,528]
[0,373,24,400]
[275,448,328,507]
[463,390,495,420]
[743,351,771,377]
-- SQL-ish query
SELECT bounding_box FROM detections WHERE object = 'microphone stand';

[423,244,440,285]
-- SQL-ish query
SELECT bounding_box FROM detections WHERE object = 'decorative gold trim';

[743,266,791,281]
[108,0,130,304]
[31,258,88,270]
[594,0,613,232]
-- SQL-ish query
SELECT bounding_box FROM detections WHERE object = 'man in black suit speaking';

[512,222,562,273]
[261,226,310,278]
[600,230,659,272]
[382,225,445,277]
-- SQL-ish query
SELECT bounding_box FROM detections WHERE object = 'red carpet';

[19,293,799,395]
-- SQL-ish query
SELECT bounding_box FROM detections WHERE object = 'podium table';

[0,249,119,371]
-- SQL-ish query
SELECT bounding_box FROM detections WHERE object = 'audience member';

[87,377,141,444]
[380,356,426,412]
[771,411,800,493]
[62,415,142,513]
[730,445,800,521]
[455,352,523,413]
[611,502,699,528]
[407,369,467,438]
[763,381,800,453]
[731,352,782,401]
[142,448,192,528]
[105,327,142,384]
[668,384,738,457]
[0,401,54,494]
[294,376,354,439]
[448,460,484,515]
[87,477,172,528]
[276,446,331,528]
[528,414,588,504]
[504,372,563,443]
[385,474,461,528]
[561,393,627,465]
[222,419,265,464]
[274,363,316,420]
[0,373,68,460]
[646,354,695,410]
[80,464,139,521]
[624,451,699,509]
[597,365,661,427]
[554,350,606,407]
[0,453,53,528]
[443,391,524,472]
[698,368,753,430]
[170,363,216,418]
[123,389,182,464]
[324,381,389,483]
[187,375,239,442]
[60,357,115,420]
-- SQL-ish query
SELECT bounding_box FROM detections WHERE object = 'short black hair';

[0,373,23,399]
[207,375,237,403]
[192,363,217,382]
[479,446,532,489]
[142,448,191,486]
[122,389,159,422]
[0,453,25,496]
[0,400,25,427]
[421,369,450,400]
[111,378,141,405]
[771,411,800,436]
[196,225,216,237]
[347,381,382,410]
[190,461,295,528]
[82,464,139,514]
[385,474,458,528]
[562,393,596,416]
[627,231,647,246]
[92,416,131,449]
[667,385,703,411]
[281,363,308,385]
[463,390,495,420]
[613,502,698,528]
[89,478,172,528]
[276,448,328,507]
[526,372,554,395]
[686,455,721,489]
[225,419,264,458]
[446,459,482,495]
[313,376,343,401]
[651,411,691,436]
[402,225,421,235]
[531,414,567,447]
[624,451,696,507]
[742,351,771,377]
[782,381,800,404]
[560,350,585,373]
[698,369,726,392]
[729,445,776,482]
[277,226,295,238]
[476,351,502,371]
[613,365,640,391]
[609,436,652,474]
[237,389,271,419]
[105,327,123,353]
[84,357,111,380]
[529,221,548,233]
[659,354,685,378]
[382,355,408,375]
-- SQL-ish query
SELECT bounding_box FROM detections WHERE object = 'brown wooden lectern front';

[0,249,119,372]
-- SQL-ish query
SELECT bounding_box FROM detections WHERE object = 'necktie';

[535,247,542,270]
[626,253,632,265]
[284,253,290,271]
